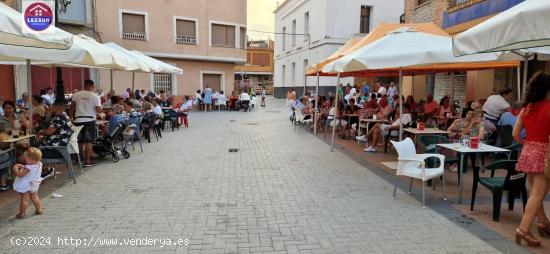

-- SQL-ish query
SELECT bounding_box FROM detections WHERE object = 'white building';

[273,0,404,98]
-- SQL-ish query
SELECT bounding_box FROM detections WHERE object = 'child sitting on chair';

[12,147,44,219]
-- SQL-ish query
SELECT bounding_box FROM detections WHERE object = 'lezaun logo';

[22,0,55,34]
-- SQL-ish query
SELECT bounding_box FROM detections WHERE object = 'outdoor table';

[437,143,510,204]
[2,134,35,144]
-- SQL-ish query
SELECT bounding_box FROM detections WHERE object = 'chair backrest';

[391,138,417,159]
[68,125,84,154]
[496,125,514,147]
[294,109,304,122]
[418,135,449,153]
[477,160,524,189]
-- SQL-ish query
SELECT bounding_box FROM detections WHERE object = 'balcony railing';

[447,0,485,11]
[122,32,146,41]
[176,36,197,45]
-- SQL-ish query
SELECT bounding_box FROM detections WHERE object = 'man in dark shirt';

[36,99,74,162]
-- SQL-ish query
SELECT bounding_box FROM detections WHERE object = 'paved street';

[0,99,502,253]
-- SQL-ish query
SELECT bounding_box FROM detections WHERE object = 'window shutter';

[122,13,145,33]
[176,20,196,38]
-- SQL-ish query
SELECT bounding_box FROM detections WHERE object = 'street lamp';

[54,0,71,100]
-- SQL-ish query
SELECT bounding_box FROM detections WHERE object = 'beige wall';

[94,0,246,96]
[100,61,236,97]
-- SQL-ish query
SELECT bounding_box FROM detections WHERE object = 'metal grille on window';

[154,73,172,94]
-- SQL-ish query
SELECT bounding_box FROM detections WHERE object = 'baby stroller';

[92,122,130,162]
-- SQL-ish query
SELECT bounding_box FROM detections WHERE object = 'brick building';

[403,0,529,106]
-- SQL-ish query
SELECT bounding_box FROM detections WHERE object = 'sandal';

[35,210,44,215]
[537,223,550,238]
[16,213,26,219]
[515,228,541,247]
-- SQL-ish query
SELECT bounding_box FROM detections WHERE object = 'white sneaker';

[363,146,377,153]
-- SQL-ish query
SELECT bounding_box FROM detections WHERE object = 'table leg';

[458,152,464,204]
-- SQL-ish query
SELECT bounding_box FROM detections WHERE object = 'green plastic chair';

[471,160,527,222]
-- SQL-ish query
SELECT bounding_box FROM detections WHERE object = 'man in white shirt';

[482,88,513,124]
[364,104,412,152]
[70,80,102,167]
[376,82,387,96]
[42,88,55,106]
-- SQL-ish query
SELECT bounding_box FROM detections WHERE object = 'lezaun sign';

[22,0,55,34]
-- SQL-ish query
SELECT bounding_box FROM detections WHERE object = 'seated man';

[364,104,412,153]
[497,101,525,139]
[340,98,360,137]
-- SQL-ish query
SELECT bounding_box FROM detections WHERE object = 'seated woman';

[462,110,486,140]
[437,96,454,127]
[355,99,378,142]
[447,108,473,140]
[31,96,47,131]
[0,101,28,134]
[364,104,412,153]
[377,97,392,121]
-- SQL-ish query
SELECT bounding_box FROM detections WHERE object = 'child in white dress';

[12,147,44,219]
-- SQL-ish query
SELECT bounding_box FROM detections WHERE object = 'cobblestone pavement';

[0,99,502,253]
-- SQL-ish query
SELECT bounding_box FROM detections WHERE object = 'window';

[282,27,286,50]
[417,0,430,6]
[240,27,246,49]
[122,12,147,40]
[154,73,172,94]
[211,24,236,48]
[252,53,270,66]
[282,65,286,87]
[175,19,197,45]
[304,12,309,41]
[292,19,296,46]
[291,62,296,86]
[359,6,371,34]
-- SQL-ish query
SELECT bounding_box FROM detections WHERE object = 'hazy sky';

[248,0,279,40]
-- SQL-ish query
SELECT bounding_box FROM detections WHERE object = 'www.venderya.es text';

[10,236,190,248]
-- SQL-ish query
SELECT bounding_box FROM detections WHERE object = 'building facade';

[273,0,405,98]
[234,40,274,94]
[94,0,247,96]
[403,0,536,106]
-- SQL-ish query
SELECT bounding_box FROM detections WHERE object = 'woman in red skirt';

[514,72,550,247]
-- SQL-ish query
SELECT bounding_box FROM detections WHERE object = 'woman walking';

[514,72,550,247]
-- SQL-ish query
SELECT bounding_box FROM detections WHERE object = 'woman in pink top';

[513,72,550,247]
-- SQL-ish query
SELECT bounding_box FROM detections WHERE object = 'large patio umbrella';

[452,0,550,97]
[130,50,183,75]
[0,2,71,49]
[104,42,153,92]
[323,28,501,151]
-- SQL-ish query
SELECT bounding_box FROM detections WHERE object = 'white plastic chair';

[68,125,84,172]
[250,96,257,110]
[216,96,227,110]
[391,138,446,208]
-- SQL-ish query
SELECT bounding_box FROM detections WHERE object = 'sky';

[247,0,279,41]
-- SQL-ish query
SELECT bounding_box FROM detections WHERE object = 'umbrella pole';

[26,60,33,135]
[330,73,341,152]
[522,57,529,98]
[517,65,522,100]
[132,72,135,92]
[314,64,320,135]
[450,72,454,107]
[110,69,114,93]
[399,68,403,141]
